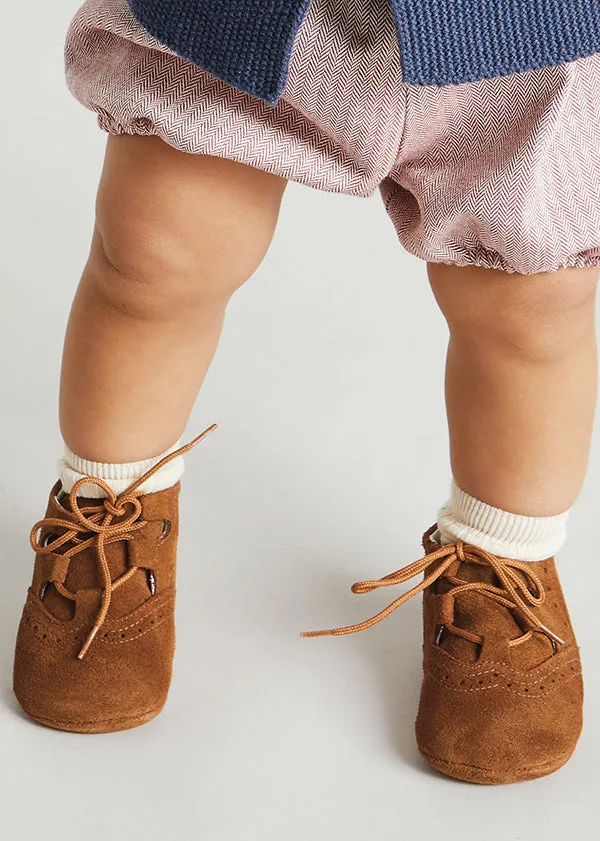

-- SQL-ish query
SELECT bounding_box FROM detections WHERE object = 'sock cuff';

[57,438,185,498]
[436,479,571,561]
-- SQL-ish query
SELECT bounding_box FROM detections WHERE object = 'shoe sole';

[419,747,575,784]
[18,704,163,734]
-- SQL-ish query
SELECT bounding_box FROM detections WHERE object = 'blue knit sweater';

[127,1,600,106]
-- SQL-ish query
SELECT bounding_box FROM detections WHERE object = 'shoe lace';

[30,424,217,660]
[302,536,565,650]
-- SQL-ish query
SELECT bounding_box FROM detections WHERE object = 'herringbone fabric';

[383,56,600,274]
[65,0,600,275]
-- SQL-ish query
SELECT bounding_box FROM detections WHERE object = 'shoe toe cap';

[13,595,175,733]
[416,651,584,783]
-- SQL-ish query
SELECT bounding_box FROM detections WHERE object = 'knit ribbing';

[435,479,570,562]
[57,438,185,498]
[127,0,313,106]
[392,0,600,86]
[125,0,600,105]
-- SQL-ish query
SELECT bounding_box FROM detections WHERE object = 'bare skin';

[59,134,288,462]
[60,133,599,519]
[428,262,598,516]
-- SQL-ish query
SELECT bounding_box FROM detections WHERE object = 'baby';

[13,0,600,785]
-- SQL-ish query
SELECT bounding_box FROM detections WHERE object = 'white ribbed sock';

[433,478,570,561]
[57,438,185,498]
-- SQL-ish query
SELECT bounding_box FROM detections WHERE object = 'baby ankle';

[434,479,570,561]
[57,438,185,498]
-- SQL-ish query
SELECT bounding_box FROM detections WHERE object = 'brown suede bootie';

[303,524,583,784]
[13,424,216,733]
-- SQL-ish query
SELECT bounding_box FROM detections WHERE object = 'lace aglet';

[193,423,218,445]
[301,624,365,637]
[539,623,565,647]
[77,624,100,660]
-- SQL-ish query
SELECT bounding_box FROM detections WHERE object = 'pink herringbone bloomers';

[65,0,600,275]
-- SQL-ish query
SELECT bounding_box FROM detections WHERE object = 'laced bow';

[30,424,217,660]
[302,537,565,649]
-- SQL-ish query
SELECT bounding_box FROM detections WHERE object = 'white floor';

[2,4,599,838]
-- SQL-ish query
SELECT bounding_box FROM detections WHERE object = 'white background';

[0,3,598,839]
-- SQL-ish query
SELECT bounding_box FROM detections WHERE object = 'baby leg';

[12,134,288,729]
[429,261,599,555]
[59,133,288,463]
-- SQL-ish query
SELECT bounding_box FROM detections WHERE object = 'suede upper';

[302,522,584,783]
[416,525,584,783]
[13,479,181,732]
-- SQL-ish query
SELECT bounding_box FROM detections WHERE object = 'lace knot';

[102,499,130,518]
[302,532,565,650]
[30,424,217,659]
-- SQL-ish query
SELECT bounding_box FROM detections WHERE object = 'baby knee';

[89,211,269,318]
[496,271,597,360]
[435,264,598,361]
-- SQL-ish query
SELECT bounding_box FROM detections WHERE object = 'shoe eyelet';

[434,624,446,646]
[146,569,157,596]
[159,520,171,540]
